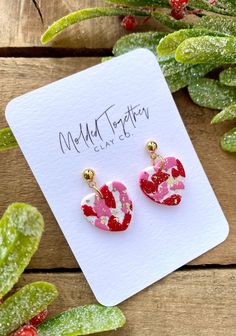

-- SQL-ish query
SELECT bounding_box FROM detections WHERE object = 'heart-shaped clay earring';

[81,169,133,231]
[139,141,186,206]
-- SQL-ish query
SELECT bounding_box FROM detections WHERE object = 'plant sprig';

[41,7,150,44]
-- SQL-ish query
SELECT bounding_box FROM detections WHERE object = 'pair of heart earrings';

[81,141,186,232]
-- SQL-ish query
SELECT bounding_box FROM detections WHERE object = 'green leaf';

[41,7,149,44]
[165,62,216,92]
[196,16,236,36]
[101,56,114,62]
[157,28,228,56]
[37,304,126,336]
[221,127,236,152]
[188,78,236,109]
[113,31,167,56]
[0,127,18,151]
[189,0,235,16]
[0,282,58,336]
[175,36,236,64]
[215,0,236,15]
[211,104,236,124]
[152,11,193,30]
[219,67,236,86]
[104,0,169,6]
[159,54,193,76]
[0,203,45,298]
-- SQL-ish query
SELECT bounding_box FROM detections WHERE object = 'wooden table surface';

[1,1,236,335]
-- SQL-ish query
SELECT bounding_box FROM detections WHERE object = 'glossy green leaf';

[211,104,236,124]
[188,78,236,109]
[189,0,235,16]
[0,282,58,336]
[219,67,236,87]
[157,28,228,56]
[196,16,236,36]
[221,127,236,152]
[0,127,18,151]
[175,36,236,64]
[113,31,167,56]
[104,0,169,6]
[0,203,44,298]
[37,304,126,336]
[152,11,193,30]
[41,7,149,44]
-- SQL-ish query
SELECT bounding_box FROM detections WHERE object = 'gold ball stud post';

[146,141,158,153]
[82,169,95,182]
[82,168,103,199]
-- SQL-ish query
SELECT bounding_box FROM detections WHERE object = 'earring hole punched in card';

[6,49,229,306]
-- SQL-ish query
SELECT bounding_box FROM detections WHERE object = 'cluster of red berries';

[121,0,190,31]
[170,0,189,20]
[121,0,217,30]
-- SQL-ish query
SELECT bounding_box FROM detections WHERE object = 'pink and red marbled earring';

[81,169,133,232]
[139,141,186,206]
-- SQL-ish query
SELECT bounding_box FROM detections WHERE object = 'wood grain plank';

[0,58,235,268]
[0,0,164,50]
[14,270,236,336]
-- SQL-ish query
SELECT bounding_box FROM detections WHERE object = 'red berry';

[171,8,186,19]
[170,0,188,20]
[14,325,37,336]
[170,0,188,19]
[122,15,137,31]
[29,309,48,327]
[170,0,188,8]
[0,298,3,304]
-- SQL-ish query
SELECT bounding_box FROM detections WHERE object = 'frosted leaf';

[41,7,149,44]
[188,78,236,109]
[157,29,229,57]
[104,0,169,6]
[220,67,236,87]
[0,127,18,151]
[37,304,126,336]
[189,0,235,16]
[101,57,114,62]
[0,204,44,298]
[196,16,236,36]
[221,127,236,152]
[165,63,217,92]
[113,31,167,56]
[159,54,193,76]
[152,11,193,31]
[175,36,236,64]
[0,282,58,336]
[157,54,216,91]
[211,104,236,124]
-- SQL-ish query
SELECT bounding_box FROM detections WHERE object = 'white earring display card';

[6,49,229,306]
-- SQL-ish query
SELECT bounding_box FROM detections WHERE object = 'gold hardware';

[145,140,164,168]
[82,169,103,198]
